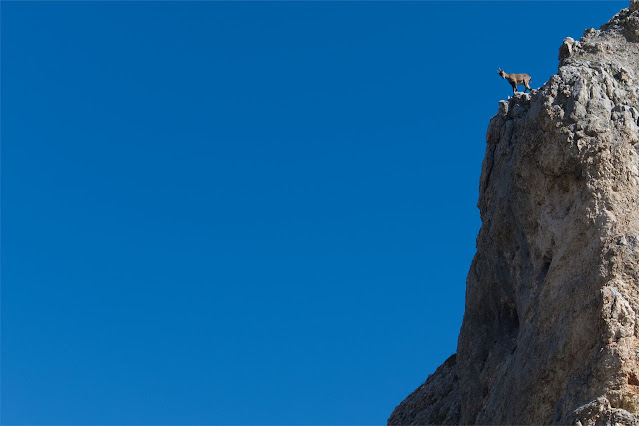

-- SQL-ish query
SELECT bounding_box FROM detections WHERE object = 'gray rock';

[388,355,460,425]
[389,1,639,424]
[560,397,639,426]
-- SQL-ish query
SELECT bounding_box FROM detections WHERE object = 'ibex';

[498,68,533,94]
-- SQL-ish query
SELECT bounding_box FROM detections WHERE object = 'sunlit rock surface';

[389,2,639,424]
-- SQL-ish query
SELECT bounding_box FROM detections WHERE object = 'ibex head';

[498,68,506,78]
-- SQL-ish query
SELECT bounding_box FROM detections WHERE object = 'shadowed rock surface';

[389,1,639,424]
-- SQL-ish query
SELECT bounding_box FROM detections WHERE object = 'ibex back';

[498,68,533,94]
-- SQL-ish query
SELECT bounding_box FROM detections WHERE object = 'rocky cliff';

[389,2,639,424]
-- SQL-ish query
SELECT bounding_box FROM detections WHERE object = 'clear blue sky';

[0,1,626,424]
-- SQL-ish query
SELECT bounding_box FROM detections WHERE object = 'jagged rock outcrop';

[389,2,639,424]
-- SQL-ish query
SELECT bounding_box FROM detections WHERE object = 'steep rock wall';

[389,2,639,424]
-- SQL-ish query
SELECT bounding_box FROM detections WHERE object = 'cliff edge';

[389,2,639,424]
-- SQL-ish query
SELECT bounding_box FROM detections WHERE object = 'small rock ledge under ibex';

[389,2,639,424]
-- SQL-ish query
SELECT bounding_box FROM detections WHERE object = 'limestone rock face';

[388,355,460,425]
[389,3,639,424]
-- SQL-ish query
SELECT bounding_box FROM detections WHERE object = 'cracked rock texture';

[389,1,639,424]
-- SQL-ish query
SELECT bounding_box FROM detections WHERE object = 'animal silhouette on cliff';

[498,68,533,94]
